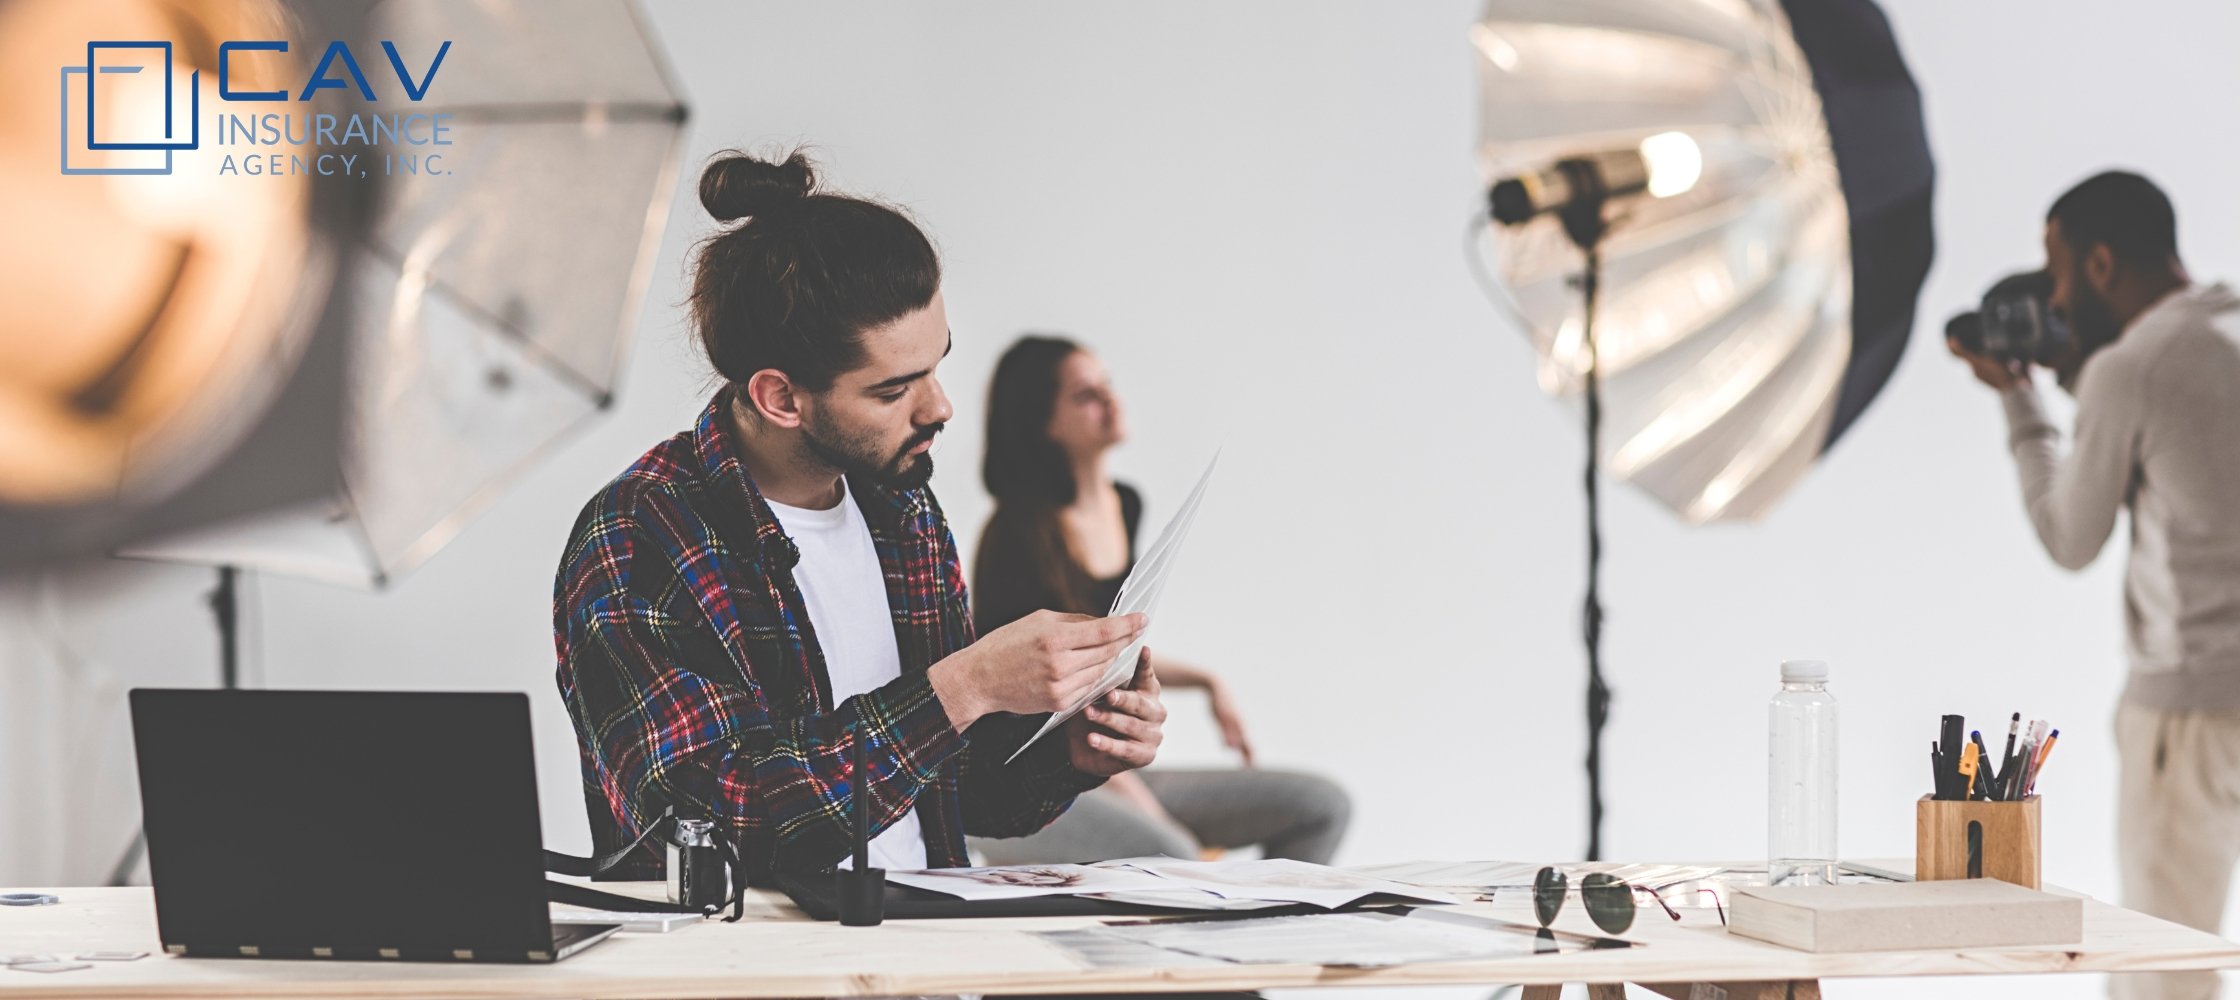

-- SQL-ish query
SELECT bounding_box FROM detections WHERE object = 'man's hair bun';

[687,144,940,394]
[698,149,816,223]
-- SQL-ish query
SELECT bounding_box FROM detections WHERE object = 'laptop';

[129,689,619,963]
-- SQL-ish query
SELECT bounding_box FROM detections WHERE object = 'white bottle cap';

[1781,659,1829,683]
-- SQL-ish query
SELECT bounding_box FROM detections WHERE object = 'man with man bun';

[554,149,1167,884]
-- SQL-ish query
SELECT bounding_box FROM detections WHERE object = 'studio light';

[1489,131,1703,231]
[1470,0,1935,859]
[0,0,367,570]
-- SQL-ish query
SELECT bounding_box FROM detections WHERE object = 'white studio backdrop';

[4,3,2237,998]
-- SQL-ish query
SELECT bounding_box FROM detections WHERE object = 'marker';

[1939,714,1967,800]
[2028,730,2060,796]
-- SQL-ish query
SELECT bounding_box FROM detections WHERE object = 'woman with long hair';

[970,334,1350,865]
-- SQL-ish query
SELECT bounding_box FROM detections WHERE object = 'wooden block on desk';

[1728,879,2082,953]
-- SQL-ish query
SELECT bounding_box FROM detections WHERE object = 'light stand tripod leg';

[108,564,243,886]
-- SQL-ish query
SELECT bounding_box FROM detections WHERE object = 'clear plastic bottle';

[1769,659,1838,887]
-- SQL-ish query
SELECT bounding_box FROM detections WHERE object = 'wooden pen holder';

[1916,795,2042,890]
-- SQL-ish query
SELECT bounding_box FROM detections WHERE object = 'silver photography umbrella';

[123,0,689,587]
[1475,0,1931,523]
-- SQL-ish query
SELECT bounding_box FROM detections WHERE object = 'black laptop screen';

[129,689,556,960]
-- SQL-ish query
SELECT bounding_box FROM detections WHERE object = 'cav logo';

[60,41,200,176]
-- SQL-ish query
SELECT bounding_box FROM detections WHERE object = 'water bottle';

[1769,659,1838,887]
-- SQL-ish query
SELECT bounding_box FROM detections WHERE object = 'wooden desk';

[3,874,2236,999]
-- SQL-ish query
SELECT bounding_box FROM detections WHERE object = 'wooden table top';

[3,872,2236,998]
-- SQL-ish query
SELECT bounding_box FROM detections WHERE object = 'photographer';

[1950,171,2240,1000]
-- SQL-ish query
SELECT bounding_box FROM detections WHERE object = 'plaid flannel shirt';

[554,390,1102,884]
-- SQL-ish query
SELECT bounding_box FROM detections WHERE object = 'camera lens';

[1945,312,1985,354]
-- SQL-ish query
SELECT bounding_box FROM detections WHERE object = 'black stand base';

[836,868,886,926]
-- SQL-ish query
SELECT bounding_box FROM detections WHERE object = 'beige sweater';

[2001,282,2240,710]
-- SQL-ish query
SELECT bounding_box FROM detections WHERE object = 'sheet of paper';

[1347,860,1550,890]
[1098,857,1457,909]
[1086,909,1579,968]
[1006,453,1220,763]
[1349,860,1725,892]
[884,863,1172,901]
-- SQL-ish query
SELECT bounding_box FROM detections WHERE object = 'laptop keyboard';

[553,909,699,933]
[550,922,619,958]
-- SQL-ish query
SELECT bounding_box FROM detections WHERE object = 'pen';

[1998,713,2022,798]
[1971,731,1995,800]
[1930,741,1943,799]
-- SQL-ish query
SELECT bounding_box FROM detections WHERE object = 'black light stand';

[107,565,243,886]
[1492,158,1621,861]
[211,565,241,690]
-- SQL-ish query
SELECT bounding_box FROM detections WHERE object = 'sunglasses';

[1530,867,1686,935]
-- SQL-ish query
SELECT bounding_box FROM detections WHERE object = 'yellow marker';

[1959,742,1980,799]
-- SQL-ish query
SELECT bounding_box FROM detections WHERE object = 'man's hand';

[927,611,1147,731]
[1949,337,2030,391]
[1065,648,1166,777]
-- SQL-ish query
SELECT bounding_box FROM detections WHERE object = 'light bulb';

[1640,131,1702,198]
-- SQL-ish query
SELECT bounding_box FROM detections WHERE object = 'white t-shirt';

[764,478,929,871]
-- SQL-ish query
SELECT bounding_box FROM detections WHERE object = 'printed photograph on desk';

[885,864,1171,900]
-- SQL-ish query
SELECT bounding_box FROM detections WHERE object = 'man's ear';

[2085,243,2120,296]
[742,369,806,429]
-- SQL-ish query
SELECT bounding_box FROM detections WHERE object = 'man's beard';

[2057,262,2123,391]
[799,415,940,490]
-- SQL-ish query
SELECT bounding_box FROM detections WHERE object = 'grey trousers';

[973,769,1352,866]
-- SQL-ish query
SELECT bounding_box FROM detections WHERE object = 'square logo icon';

[61,41,200,175]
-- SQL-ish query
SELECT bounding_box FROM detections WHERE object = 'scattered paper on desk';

[1006,452,1220,763]
[1347,860,1550,890]
[886,863,1172,900]
[1083,909,1574,968]
[1099,857,1456,909]
[1350,860,1724,892]
[1084,889,1293,912]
